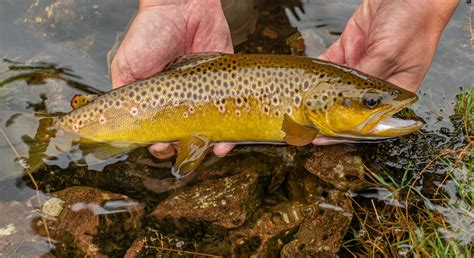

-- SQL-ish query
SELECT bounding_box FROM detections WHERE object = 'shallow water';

[0,0,472,256]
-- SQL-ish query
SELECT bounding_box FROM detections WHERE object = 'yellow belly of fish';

[73,99,289,144]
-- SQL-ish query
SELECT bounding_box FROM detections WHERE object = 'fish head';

[303,78,423,140]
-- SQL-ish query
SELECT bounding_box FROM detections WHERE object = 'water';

[0,0,472,256]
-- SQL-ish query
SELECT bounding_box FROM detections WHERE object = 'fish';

[1,53,422,182]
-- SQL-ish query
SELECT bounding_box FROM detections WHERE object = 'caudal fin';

[1,110,143,182]
[0,111,51,181]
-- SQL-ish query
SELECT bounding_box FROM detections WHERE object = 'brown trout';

[3,53,423,179]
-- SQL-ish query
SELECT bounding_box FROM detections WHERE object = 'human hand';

[318,0,459,92]
[111,0,235,158]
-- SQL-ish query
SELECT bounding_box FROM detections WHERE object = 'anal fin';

[281,114,318,146]
[172,134,211,179]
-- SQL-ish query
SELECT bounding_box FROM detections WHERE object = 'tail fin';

[0,111,47,181]
[1,111,140,182]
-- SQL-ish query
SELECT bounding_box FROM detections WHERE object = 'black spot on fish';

[295,96,301,105]
[303,81,309,89]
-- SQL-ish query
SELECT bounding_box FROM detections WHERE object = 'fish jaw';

[350,95,422,139]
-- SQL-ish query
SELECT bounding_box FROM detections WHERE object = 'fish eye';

[363,92,381,109]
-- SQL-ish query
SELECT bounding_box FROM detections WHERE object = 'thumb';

[111,50,142,88]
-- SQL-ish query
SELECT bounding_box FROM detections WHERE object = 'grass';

[344,88,473,257]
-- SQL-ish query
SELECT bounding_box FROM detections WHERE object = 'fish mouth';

[337,95,422,140]
[363,95,423,138]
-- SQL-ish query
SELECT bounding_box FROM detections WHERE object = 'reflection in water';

[0,59,103,94]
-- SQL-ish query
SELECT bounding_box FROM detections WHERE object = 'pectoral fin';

[172,134,211,179]
[281,114,318,146]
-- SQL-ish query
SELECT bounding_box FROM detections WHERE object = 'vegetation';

[345,88,473,257]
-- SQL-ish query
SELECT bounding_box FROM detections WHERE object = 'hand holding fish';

[111,0,233,89]
[111,0,236,158]
[318,0,459,92]
[110,0,458,162]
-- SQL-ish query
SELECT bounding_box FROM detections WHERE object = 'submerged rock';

[34,186,144,257]
[20,0,102,39]
[281,193,353,257]
[0,200,52,257]
[152,169,265,230]
[304,145,365,191]
[230,201,306,257]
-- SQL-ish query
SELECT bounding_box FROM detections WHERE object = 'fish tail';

[1,111,144,182]
[0,111,55,181]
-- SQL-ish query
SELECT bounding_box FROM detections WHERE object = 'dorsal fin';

[70,94,97,110]
[163,52,225,72]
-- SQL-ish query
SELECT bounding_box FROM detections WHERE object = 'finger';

[111,7,186,88]
[353,48,401,82]
[312,136,350,145]
[149,143,176,159]
[213,143,235,157]
[111,50,138,88]
[189,0,234,54]
[318,37,345,64]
